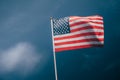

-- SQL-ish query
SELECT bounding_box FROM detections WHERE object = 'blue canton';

[53,17,70,36]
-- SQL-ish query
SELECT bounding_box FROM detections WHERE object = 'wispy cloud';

[0,42,41,75]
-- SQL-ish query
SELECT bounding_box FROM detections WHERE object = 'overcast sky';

[0,0,120,80]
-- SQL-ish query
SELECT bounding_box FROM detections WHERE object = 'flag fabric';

[52,15,104,52]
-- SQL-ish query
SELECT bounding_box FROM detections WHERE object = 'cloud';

[0,42,41,75]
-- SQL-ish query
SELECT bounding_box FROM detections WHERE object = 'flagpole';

[50,17,58,80]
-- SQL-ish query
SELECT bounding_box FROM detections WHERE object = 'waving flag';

[52,15,104,52]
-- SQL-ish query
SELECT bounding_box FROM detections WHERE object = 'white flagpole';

[50,17,58,80]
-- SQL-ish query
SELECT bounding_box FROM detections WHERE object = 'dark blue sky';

[0,0,120,80]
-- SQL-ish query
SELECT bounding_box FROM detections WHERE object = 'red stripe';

[71,26,104,32]
[70,16,103,18]
[54,32,104,40]
[55,38,104,46]
[70,21,103,27]
[69,17,81,22]
[69,17,103,22]
[55,44,103,52]
[70,21,90,26]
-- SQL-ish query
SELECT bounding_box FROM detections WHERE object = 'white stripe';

[70,23,103,30]
[54,35,103,43]
[70,16,103,20]
[54,29,104,38]
[69,19,103,25]
[55,41,104,48]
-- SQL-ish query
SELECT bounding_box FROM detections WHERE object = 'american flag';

[52,15,104,52]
